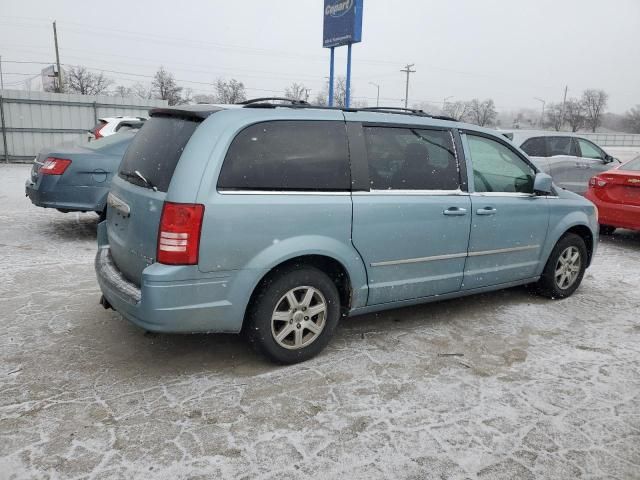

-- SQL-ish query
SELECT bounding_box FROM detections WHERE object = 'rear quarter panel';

[172,109,369,309]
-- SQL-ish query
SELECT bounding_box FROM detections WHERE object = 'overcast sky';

[1,0,638,113]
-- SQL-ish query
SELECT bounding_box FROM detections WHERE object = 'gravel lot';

[1,163,639,479]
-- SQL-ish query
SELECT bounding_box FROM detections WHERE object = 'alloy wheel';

[554,246,582,290]
[271,286,327,350]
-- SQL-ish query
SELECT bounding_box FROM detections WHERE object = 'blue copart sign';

[323,0,363,48]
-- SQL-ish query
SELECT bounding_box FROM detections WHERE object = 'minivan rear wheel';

[535,233,587,299]
[245,266,341,364]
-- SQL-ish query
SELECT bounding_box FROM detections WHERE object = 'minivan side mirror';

[533,172,553,195]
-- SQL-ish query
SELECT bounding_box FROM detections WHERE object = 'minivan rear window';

[118,116,199,192]
[217,120,350,191]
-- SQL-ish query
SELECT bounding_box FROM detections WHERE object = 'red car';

[586,156,640,234]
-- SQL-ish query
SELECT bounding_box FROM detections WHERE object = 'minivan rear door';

[345,115,471,305]
[106,115,200,285]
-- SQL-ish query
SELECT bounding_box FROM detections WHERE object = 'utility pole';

[534,97,546,128]
[53,21,63,93]
[369,82,380,107]
[560,85,568,127]
[443,95,453,112]
[400,63,415,109]
[0,55,4,91]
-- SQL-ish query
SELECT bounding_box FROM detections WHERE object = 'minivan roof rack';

[357,106,456,122]
[239,97,310,107]
[359,106,426,114]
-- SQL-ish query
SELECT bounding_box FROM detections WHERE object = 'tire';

[536,233,588,299]
[599,224,616,235]
[245,266,341,364]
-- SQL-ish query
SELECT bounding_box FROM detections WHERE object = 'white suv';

[88,116,146,141]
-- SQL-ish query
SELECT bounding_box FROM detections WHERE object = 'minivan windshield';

[118,115,199,192]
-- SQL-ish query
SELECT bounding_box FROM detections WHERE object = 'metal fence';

[0,89,168,162]
[577,132,640,147]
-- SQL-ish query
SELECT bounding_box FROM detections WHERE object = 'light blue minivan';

[96,100,598,363]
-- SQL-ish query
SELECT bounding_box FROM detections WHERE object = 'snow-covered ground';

[1,164,639,479]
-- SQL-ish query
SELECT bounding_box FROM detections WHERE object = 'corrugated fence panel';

[0,89,167,162]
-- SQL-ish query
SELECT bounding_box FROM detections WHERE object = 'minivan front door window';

[467,135,535,194]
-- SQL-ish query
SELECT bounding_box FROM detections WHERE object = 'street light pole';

[369,82,380,107]
[534,97,546,128]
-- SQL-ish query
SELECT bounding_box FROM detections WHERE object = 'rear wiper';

[134,170,158,191]
[119,169,157,191]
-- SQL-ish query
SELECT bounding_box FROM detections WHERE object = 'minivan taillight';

[40,157,71,175]
[157,202,205,265]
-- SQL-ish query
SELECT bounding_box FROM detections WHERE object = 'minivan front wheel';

[245,267,341,364]
[536,233,587,299]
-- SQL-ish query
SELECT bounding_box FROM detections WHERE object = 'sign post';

[323,0,363,108]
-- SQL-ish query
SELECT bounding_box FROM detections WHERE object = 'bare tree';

[443,101,471,121]
[64,66,112,95]
[624,105,640,134]
[130,82,154,100]
[114,85,132,98]
[214,79,247,104]
[313,77,356,107]
[564,98,586,132]
[545,102,565,131]
[284,83,310,101]
[314,90,328,106]
[193,93,216,104]
[582,89,608,132]
[333,77,348,107]
[153,67,183,106]
[468,99,497,127]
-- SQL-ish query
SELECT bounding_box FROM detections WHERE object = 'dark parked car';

[25,132,136,220]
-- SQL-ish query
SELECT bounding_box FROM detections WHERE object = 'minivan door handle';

[443,207,467,216]
[476,206,497,215]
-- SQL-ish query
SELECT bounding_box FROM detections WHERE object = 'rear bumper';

[95,222,263,333]
[25,178,107,212]
[585,191,640,231]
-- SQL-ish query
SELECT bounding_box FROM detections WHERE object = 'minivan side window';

[546,136,578,157]
[520,137,547,157]
[467,134,535,194]
[363,126,459,190]
[577,138,604,160]
[217,121,350,191]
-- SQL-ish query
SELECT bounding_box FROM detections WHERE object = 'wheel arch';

[246,254,355,318]
[564,224,594,266]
